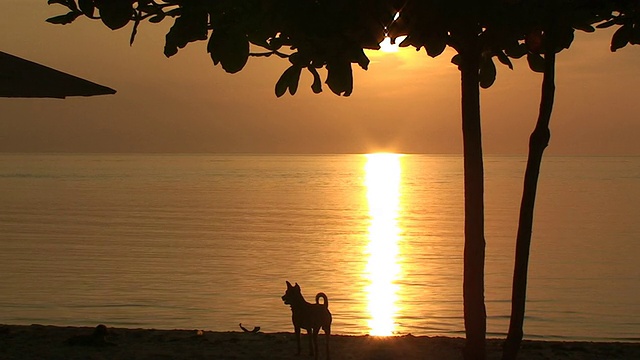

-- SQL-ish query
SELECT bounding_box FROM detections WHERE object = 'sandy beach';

[1,324,639,360]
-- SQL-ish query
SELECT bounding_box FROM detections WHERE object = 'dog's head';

[281,281,301,305]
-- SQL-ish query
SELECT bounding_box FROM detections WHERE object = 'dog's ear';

[294,282,300,289]
[286,281,292,288]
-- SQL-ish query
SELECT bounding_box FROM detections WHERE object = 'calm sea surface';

[0,154,639,341]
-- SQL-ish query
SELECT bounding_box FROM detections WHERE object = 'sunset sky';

[2,1,640,155]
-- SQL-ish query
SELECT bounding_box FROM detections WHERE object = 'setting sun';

[378,36,408,53]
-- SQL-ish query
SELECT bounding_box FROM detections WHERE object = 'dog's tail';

[315,292,329,307]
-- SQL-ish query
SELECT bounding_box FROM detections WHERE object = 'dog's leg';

[323,325,331,360]
[295,326,301,355]
[307,328,315,357]
[311,328,320,360]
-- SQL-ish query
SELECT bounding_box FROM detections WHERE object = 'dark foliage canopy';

[47,0,639,97]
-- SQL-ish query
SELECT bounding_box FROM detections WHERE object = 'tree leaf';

[165,7,209,57]
[208,29,250,74]
[288,52,303,66]
[137,3,160,14]
[611,25,631,52]
[275,67,292,97]
[149,13,166,24]
[78,0,95,17]
[46,11,80,25]
[165,8,182,17]
[526,53,545,73]
[48,0,77,11]
[267,37,284,51]
[98,2,133,30]
[67,0,78,11]
[308,66,322,94]
[496,51,513,70]
[274,66,303,97]
[164,22,180,57]
[525,29,544,54]
[451,54,462,67]
[248,32,271,49]
[326,59,353,96]
[399,35,417,48]
[130,17,140,46]
[596,19,616,29]
[424,32,447,58]
[479,57,496,89]
[574,23,595,33]
[353,48,369,70]
[505,43,527,59]
[555,27,575,52]
[288,66,302,95]
[631,25,640,45]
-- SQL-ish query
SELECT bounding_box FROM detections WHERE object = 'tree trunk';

[502,37,556,360]
[460,35,487,360]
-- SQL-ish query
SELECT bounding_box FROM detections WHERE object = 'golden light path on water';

[363,153,403,336]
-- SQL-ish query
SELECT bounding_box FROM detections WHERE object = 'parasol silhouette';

[0,51,116,99]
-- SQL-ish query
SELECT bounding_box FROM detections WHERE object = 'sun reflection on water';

[364,153,403,336]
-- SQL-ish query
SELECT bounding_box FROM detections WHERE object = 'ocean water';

[0,154,638,341]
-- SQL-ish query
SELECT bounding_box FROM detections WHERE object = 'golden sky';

[1,1,640,155]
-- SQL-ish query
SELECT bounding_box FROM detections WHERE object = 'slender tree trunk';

[502,37,556,360]
[460,35,487,360]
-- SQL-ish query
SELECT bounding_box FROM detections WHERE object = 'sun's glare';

[363,153,404,336]
[379,36,407,53]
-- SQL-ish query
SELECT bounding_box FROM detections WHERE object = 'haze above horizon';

[1,1,640,155]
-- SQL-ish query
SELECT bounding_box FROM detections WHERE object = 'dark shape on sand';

[0,51,116,99]
[239,323,260,333]
[64,324,116,347]
[282,281,332,360]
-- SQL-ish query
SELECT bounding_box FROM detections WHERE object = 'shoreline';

[2,324,639,360]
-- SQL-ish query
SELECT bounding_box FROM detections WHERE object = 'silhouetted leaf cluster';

[598,2,640,51]
[47,0,638,96]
